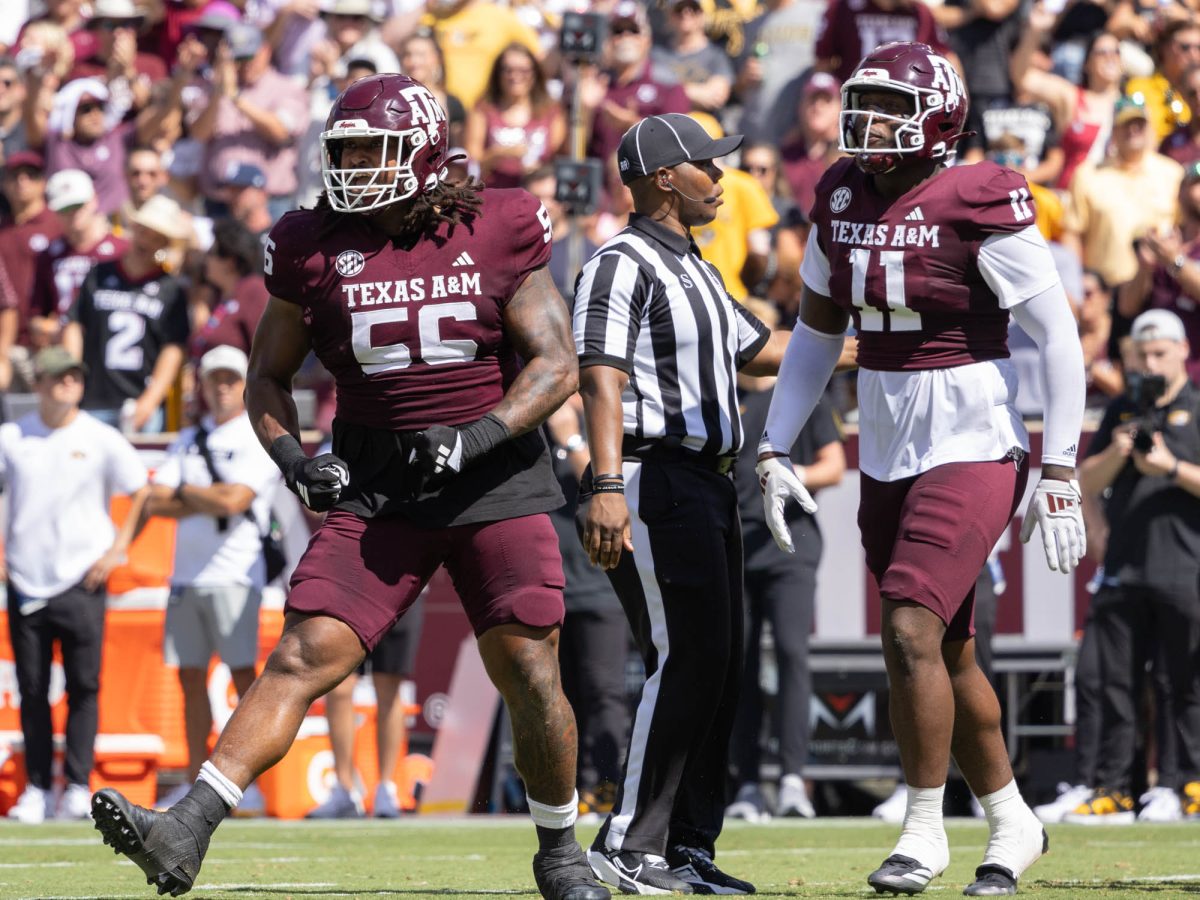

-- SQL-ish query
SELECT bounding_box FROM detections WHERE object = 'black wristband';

[268,434,307,481]
[1170,459,1181,481]
[459,413,511,463]
[590,481,625,494]
[592,472,624,483]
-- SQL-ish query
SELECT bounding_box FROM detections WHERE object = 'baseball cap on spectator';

[617,113,743,184]
[199,345,248,380]
[322,0,383,21]
[34,346,88,379]
[87,0,145,28]
[804,72,841,100]
[46,168,96,212]
[129,194,193,241]
[166,139,204,180]
[611,0,650,32]
[225,22,263,59]
[671,0,702,12]
[4,150,45,173]
[1114,94,1149,127]
[220,161,267,189]
[1131,309,1187,343]
[189,0,241,33]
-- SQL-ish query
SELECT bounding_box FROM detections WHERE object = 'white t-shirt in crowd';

[0,410,148,602]
[153,413,281,589]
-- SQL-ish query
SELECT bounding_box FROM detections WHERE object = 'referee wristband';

[590,481,625,494]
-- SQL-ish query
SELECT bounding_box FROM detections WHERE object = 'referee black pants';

[7,582,107,790]
[591,459,743,858]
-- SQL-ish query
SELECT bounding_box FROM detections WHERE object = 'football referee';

[573,114,791,896]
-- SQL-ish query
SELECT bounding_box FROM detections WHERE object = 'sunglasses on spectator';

[77,101,105,115]
[611,23,641,36]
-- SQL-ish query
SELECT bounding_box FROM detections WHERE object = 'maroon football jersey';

[265,188,553,431]
[809,159,1036,372]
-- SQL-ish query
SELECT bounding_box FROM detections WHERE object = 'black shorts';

[358,592,426,677]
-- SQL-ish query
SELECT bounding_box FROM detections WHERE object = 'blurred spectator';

[544,396,629,821]
[140,0,230,68]
[264,0,324,79]
[0,54,29,161]
[1126,17,1200,144]
[66,0,167,118]
[423,0,543,111]
[985,131,1069,245]
[180,22,307,221]
[306,607,427,819]
[217,162,273,240]
[15,0,91,71]
[581,2,689,182]
[43,78,153,217]
[0,150,62,389]
[653,0,733,115]
[1011,13,1123,191]
[1081,269,1124,401]
[739,142,806,308]
[939,0,1021,161]
[1117,161,1200,383]
[779,72,841,220]
[63,194,192,432]
[143,345,279,797]
[1,346,149,824]
[1075,309,1200,823]
[814,0,954,85]
[972,88,1064,187]
[735,0,826,144]
[464,44,565,190]
[189,218,269,365]
[692,136,778,301]
[28,169,128,350]
[523,166,599,303]
[1062,95,1183,289]
[398,30,466,149]
[112,145,169,237]
[307,0,401,89]
[1161,63,1200,165]
[726,299,844,823]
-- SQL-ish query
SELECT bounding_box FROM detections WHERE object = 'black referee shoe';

[588,844,695,895]
[92,789,207,896]
[667,845,755,895]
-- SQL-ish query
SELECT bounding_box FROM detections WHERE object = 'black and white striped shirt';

[573,214,770,456]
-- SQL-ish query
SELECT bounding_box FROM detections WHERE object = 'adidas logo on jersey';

[905,206,925,221]
[452,251,475,267]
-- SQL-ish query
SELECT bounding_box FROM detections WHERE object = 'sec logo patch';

[830,187,852,214]
[336,250,365,277]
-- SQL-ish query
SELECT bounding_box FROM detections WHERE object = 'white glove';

[1019,478,1087,574]
[756,456,817,554]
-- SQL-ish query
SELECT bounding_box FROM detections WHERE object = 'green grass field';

[0,818,1197,899]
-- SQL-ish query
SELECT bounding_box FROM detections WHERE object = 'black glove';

[408,413,510,494]
[270,434,350,512]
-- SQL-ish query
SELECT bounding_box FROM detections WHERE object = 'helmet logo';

[336,250,366,277]
[333,118,369,130]
[830,187,852,213]
[928,55,964,111]
[399,85,447,135]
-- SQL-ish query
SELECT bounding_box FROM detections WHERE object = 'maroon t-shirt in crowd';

[809,158,1034,371]
[45,121,136,217]
[780,137,830,220]
[586,63,690,168]
[1148,246,1200,383]
[815,0,950,83]
[263,188,563,526]
[189,274,269,363]
[31,231,129,319]
[0,208,64,341]
[68,53,168,85]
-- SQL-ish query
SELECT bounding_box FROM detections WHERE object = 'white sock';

[527,792,578,830]
[891,784,949,876]
[198,761,243,809]
[978,779,1044,874]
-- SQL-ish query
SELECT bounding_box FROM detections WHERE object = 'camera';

[559,11,607,62]
[554,158,604,215]
[1125,371,1167,453]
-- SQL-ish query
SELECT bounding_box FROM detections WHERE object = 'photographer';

[1074,309,1200,822]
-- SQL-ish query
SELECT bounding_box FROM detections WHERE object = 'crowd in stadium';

[0,0,1197,870]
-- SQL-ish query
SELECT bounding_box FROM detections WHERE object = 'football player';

[756,43,1086,896]
[91,74,609,900]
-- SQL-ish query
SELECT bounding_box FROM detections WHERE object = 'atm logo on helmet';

[928,55,964,111]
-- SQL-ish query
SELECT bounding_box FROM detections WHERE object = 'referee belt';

[622,436,737,475]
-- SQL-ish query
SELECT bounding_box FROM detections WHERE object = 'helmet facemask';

[320,124,442,213]
[839,81,952,175]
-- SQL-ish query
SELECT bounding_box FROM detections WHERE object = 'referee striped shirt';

[573,213,770,456]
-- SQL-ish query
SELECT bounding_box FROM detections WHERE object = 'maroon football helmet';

[321,73,450,212]
[838,42,969,175]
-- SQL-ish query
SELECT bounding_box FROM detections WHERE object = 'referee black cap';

[617,114,743,185]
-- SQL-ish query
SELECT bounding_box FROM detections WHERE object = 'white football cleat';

[1137,786,1182,822]
[56,783,93,820]
[873,784,908,823]
[1032,783,1091,824]
[7,784,49,824]
[777,774,815,818]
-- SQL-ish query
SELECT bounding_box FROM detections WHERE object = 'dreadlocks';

[312,175,485,237]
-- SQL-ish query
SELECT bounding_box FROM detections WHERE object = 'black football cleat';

[963,865,1018,896]
[667,846,755,895]
[92,788,208,897]
[534,843,613,900]
[867,854,943,895]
